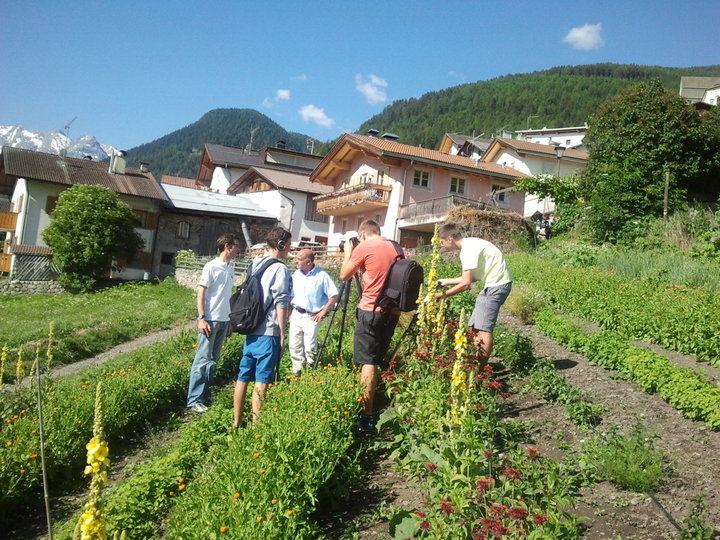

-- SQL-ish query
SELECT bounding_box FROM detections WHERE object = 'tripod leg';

[315,279,348,367]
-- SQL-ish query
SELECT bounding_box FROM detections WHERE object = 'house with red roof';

[309,133,527,247]
[0,146,167,280]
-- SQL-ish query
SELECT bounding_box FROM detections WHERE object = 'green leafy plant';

[679,495,719,540]
[582,424,670,493]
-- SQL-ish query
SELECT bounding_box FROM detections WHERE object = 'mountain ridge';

[0,125,116,161]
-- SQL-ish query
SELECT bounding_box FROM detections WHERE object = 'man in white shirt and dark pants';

[434,222,512,369]
[186,234,241,413]
[289,249,338,375]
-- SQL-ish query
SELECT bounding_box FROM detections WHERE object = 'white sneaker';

[189,403,208,413]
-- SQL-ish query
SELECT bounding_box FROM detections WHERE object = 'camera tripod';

[314,272,363,367]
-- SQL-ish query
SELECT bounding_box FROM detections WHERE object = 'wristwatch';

[197,314,206,320]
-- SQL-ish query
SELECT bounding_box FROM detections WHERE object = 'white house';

[481,138,588,218]
[195,143,331,244]
[513,125,587,150]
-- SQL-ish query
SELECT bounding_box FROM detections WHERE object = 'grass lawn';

[0,279,194,374]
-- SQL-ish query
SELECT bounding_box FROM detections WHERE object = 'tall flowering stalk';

[74,383,110,540]
[46,323,56,372]
[15,348,25,388]
[449,309,469,425]
[416,225,447,352]
[0,344,8,390]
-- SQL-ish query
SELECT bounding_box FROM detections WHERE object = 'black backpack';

[229,258,282,334]
[374,241,424,312]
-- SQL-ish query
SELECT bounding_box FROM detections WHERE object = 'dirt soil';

[495,310,720,539]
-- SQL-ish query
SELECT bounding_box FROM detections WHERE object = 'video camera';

[338,235,360,252]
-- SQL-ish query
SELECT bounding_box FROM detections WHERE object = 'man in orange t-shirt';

[340,219,400,430]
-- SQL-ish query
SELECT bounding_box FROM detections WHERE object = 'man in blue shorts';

[434,222,512,369]
[233,227,292,427]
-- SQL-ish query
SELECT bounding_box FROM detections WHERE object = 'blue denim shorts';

[468,282,512,333]
[238,335,281,384]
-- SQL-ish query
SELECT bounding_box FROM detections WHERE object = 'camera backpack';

[229,257,282,334]
[374,241,424,312]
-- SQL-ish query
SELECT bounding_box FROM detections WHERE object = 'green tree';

[584,79,720,242]
[514,174,582,234]
[42,185,144,291]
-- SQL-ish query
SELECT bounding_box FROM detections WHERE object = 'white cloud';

[292,74,308,81]
[262,89,291,108]
[563,23,604,50]
[449,71,466,80]
[355,73,388,105]
[299,104,335,127]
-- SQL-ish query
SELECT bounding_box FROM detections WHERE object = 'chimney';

[276,140,286,149]
[139,162,149,173]
[109,150,127,174]
[367,129,379,137]
[381,132,399,141]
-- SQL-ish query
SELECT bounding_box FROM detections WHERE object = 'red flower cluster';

[532,513,551,526]
[425,462,438,472]
[502,467,521,480]
[475,476,494,493]
[483,380,503,391]
[419,520,432,530]
[491,504,507,516]
[439,497,454,515]
[526,446,541,459]
[413,510,426,518]
[508,507,529,520]
[480,518,509,536]
[483,449,494,458]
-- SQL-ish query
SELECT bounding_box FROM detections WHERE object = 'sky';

[1,0,718,150]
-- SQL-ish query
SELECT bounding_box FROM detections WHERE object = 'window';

[449,177,466,195]
[160,252,175,265]
[341,219,348,234]
[492,184,506,203]
[45,196,59,214]
[412,169,430,189]
[566,139,571,146]
[304,194,328,223]
[133,210,149,228]
[176,221,190,240]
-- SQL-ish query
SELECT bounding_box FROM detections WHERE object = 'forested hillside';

[356,63,720,149]
[126,64,720,176]
[125,109,311,178]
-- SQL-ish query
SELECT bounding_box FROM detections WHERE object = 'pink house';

[310,133,527,247]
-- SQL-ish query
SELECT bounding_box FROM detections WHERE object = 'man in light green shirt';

[434,222,512,368]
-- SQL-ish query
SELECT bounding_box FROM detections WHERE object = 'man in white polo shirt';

[434,222,512,369]
[289,248,338,375]
[186,233,241,413]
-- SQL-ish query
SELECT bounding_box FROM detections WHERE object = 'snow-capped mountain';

[0,125,117,161]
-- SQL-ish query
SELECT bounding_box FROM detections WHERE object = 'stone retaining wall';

[0,280,66,296]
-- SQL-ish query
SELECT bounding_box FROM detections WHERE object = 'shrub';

[42,185,144,292]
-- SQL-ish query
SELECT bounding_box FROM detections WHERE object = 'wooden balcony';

[399,195,489,221]
[314,183,392,217]
[0,210,18,231]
